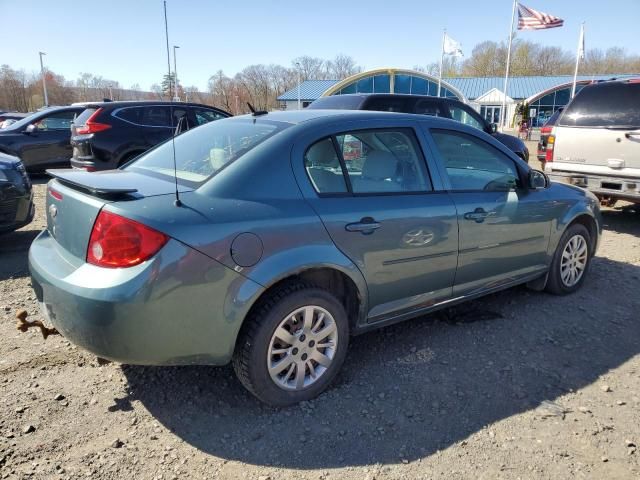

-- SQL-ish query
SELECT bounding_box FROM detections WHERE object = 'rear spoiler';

[46,169,138,198]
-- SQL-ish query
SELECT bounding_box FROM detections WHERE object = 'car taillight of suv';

[74,108,112,134]
[545,134,555,163]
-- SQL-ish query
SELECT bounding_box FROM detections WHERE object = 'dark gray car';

[308,94,530,162]
[29,110,600,406]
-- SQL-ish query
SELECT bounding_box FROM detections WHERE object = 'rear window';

[125,118,287,187]
[73,108,98,126]
[363,97,410,113]
[559,82,640,128]
[543,108,563,127]
[307,96,365,110]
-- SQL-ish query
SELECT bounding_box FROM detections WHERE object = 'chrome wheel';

[267,305,338,391]
[560,234,588,287]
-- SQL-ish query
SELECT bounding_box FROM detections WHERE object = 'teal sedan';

[29,110,601,406]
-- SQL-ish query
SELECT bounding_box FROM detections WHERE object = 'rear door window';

[142,106,172,127]
[559,82,640,128]
[115,107,144,125]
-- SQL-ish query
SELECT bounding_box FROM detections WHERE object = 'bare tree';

[326,54,361,80]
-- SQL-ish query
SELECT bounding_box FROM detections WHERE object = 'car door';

[294,121,459,321]
[427,127,552,296]
[20,109,79,169]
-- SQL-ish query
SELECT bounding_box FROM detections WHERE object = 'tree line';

[1,42,638,114]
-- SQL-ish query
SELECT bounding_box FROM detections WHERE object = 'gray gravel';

[1,179,639,479]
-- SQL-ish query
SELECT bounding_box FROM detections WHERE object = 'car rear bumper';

[70,157,114,172]
[28,230,264,365]
[547,170,640,202]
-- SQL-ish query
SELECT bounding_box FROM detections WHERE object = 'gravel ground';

[1,178,639,480]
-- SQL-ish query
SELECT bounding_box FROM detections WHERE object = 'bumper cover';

[0,187,34,234]
[547,170,640,202]
[29,230,264,365]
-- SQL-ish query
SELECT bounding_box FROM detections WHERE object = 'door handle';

[463,208,496,223]
[345,217,381,234]
[625,132,640,139]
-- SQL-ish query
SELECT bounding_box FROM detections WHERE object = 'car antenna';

[247,102,268,116]
[169,102,182,207]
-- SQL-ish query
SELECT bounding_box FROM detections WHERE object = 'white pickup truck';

[545,79,640,206]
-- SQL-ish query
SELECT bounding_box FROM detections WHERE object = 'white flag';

[443,33,463,58]
[577,24,585,60]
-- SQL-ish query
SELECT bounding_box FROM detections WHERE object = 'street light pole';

[295,62,301,110]
[173,45,180,102]
[163,0,172,100]
[108,84,113,100]
[38,52,49,107]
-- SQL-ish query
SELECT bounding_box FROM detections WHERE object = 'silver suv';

[545,79,640,205]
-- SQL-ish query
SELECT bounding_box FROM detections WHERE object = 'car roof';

[74,100,228,110]
[228,109,463,127]
[314,93,464,103]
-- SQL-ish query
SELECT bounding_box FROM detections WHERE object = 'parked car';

[29,110,601,406]
[0,112,30,129]
[70,101,231,171]
[308,94,530,162]
[536,107,563,164]
[0,152,34,234]
[0,106,86,172]
[545,79,640,206]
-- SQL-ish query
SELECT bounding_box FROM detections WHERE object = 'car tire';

[232,283,349,407]
[545,223,592,295]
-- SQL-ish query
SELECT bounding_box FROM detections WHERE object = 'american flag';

[517,3,564,30]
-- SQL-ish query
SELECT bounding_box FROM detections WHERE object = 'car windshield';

[125,117,288,187]
[1,110,48,131]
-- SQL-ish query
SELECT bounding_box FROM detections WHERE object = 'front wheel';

[232,284,349,406]
[546,224,592,295]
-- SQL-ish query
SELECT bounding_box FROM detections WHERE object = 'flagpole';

[501,0,518,130]
[571,23,585,98]
[438,29,445,97]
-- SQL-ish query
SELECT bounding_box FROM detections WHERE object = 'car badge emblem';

[49,204,58,218]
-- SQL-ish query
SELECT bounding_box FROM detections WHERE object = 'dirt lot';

[1,178,639,480]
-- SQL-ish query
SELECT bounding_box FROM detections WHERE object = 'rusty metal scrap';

[15,309,59,340]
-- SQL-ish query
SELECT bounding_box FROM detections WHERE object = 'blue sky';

[1,0,638,90]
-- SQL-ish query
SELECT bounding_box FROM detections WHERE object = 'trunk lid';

[45,169,193,260]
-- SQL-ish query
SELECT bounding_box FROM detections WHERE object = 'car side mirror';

[24,124,37,134]
[528,169,548,189]
[489,123,498,134]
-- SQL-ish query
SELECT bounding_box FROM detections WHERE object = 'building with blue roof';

[277,68,638,127]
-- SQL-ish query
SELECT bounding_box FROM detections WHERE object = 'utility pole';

[173,45,180,101]
[38,52,49,107]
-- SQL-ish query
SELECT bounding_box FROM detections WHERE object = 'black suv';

[309,94,529,162]
[0,106,87,172]
[70,102,230,171]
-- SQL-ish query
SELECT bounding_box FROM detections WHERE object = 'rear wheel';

[232,284,349,406]
[546,224,592,295]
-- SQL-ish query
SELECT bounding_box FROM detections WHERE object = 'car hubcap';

[267,305,338,391]
[560,234,588,287]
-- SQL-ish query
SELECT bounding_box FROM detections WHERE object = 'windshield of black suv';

[559,82,640,128]
[125,118,288,187]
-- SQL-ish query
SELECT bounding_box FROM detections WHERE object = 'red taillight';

[540,126,552,134]
[87,210,168,268]
[49,188,63,200]
[545,134,555,163]
[75,108,111,135]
